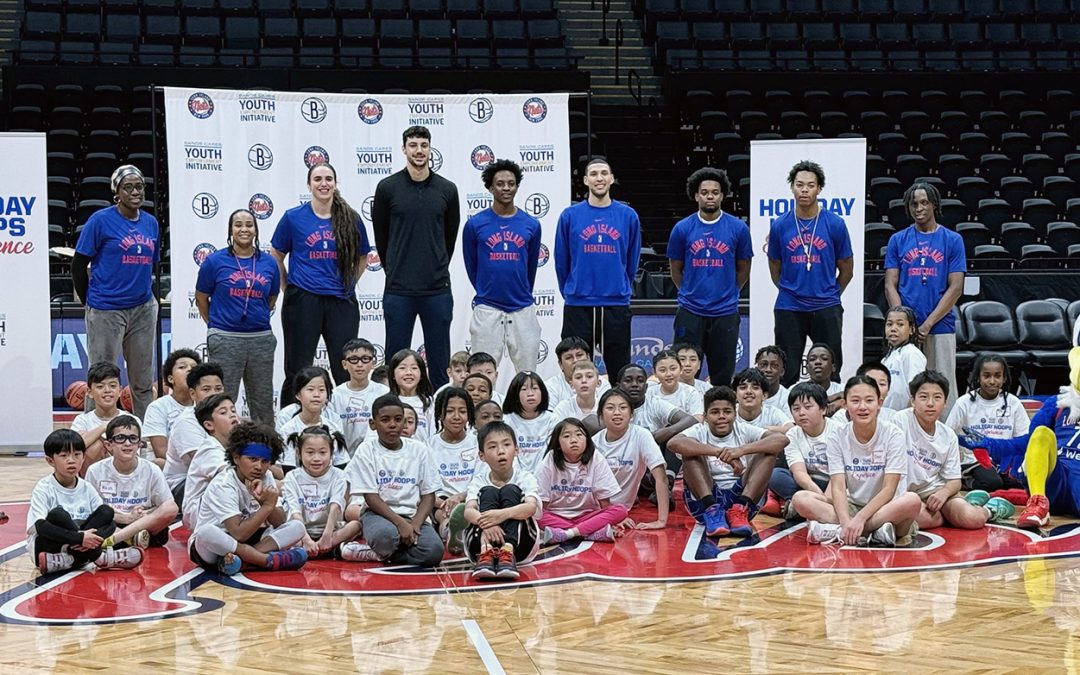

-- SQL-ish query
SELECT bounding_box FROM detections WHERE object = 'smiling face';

[441,396,470,436]
[600,395,631,433]
[394,356,421,395]
[489,170,519,209]
[343,349,377,383]
[912,382,946,427]
[736,380,764,412]
[584,162,613,201]
[116,174,145,211]
[705,399,737,438]
[404,136,431,171]
[307,165,336,203]
[230,211,257,250]
[104,423,142,463]
[695,179,723,216]
[844,383,881,426]
[908,188,935,227]
[300,436,333,477]
[654,356,681,390]
[89,377,121,409]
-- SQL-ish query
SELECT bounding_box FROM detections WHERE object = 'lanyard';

[795,210,821,271]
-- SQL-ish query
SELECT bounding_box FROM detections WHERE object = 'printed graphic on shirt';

[579,219,623,255]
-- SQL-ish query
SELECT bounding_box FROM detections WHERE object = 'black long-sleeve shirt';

[371,169,460,296]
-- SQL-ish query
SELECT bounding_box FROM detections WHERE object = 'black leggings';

[280,285,360,406]
[34,505,116,567]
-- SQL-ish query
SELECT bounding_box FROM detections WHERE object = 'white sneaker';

[806,521,843,545]
[95,547,143,570]
[866,522,896,547]
[38,551,74,574]
[132,529,151,550]
[340,541,382,562]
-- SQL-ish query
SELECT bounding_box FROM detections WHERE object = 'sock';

[1024,426,1058,497]
[699,494,717,510]
[500,543,514,553]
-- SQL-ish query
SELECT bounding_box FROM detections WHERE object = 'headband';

[111,164,144,193]
[239,443,273,461]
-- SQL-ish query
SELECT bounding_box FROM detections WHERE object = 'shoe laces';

[496,548,515,565]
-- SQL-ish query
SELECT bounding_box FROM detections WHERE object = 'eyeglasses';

[119,183,146,194]
[345,355,376,364]
[107,434,142,446]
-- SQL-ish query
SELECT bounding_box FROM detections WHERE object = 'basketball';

[119,385,133,412]
[63,380,87,410]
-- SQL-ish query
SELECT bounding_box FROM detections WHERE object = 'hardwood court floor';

[1,455,1079,674]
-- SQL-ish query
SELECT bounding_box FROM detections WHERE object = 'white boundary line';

[462,619,506,675]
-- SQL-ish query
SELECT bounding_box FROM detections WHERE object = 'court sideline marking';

[462,619,506,675]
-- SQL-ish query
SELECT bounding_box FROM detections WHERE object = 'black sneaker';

[471,549,498,580]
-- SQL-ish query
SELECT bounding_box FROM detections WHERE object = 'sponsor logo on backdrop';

[519,144,556,173]
[186,292,201,319]
[468,97,494,123]
[188,92,214,119]
[372,343,386,364]
[248,144,273,171]
[523,192,550,218]
[356,146,394,176]
[301,97,328,123]
[537,243,550,267]
[471,145,496,170]
[183,142,223,172]
[407,98,445,126]
[304,146,331,169]
[366,248,382,272]
[417,344,426,362]
[358,98,384,125]
[429,147,443,172]
[0,313,7,348]
[465,192,493,216]
[238,92,276,123]
[0,195,35,255]
[534,288,557,318]
[361,196,374,224]
[195,342,209,361]
[758,196,856,218]
[358,293,382,322]
[248,194,274,220]
[735,337,744,364]
[192,242,217,267]
[631,336,666,368]
[537,339,549,364]
[522,97,548,123]
[191,192,219,219]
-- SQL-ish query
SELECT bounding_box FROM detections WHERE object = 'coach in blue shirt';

[668,167,753,386]
[767,160,854,386]
[884,181,965,412]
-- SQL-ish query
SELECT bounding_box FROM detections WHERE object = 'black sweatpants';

[963,463,1005,493]
[34,505,116,567]
[562,305,633,381]
[466,484,537,561]
[280,285,360,406]
[774,304,844,386]
[673,309,740,386]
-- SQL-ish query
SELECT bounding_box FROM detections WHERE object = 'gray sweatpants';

[207,329,277,424]
[360,511,444,567]
[85,298,158,420]
[924,332,958,417]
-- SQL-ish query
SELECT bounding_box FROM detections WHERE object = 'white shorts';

[468,303,541,374]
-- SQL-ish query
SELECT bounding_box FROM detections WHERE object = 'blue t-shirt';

[667,211,753,317]
[74,206,159,310]
[195,249,281,332]
[462,208,542,313]
[766,209,853,312]
[554,200,642,306]
[269,203,371,300]
[884,224,966,334]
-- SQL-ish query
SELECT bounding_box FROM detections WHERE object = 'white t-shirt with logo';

[347,437,439,518]
[592,426,664,507]
[182,435,229,529]
[545,374,610,406]
[275,403,300,431]
[398,394,435,442]
[784,416,846,482]
[503,411,557,473]
[427,431,480,497]
[894,408,962,499]
[647,381,704,417]
[536,453,621,519]
[278,412,349,468]
[142,396,190,440]
[282,465,349,538]
[325,381,390,452]
[165,408,205,489]
[86,457,172,517]
[551,397,598,421]
[466,461,541,515]
[764,384,790,414]
[194,468,275,531]
[632,397,680,432]
[826,421,908,507]
[945,393,1031,464]
[882,344,927,410]
[676,419,766,491]
[26,475,103,552]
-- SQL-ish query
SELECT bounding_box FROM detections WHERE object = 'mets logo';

[429,147,443,173]
[192,242,217,267]
[471,145,496,170]
[301,96,328,123]
[366,247,382,272]
[537,243,550,267]
[537,339,549,364]
[187,92,214,119]
[357,98,384,125]
[468,97,494,123]
[523,192,550,218]
[522,97,548,123]
[248,193,274,220]
[191,192,219,219]
[303,146,331,169]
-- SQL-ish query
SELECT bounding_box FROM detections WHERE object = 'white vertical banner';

[164,88,569,409]
[0,133,52,450]
[748,138,866,381]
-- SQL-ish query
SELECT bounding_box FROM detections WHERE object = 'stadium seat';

[83,153,117,179]
[1047,221,1080,254]
[976,198,1012,236]
[1000,221,1038,258]
[374,0,411,16]
[220,0,258,13]
[379,18,415,46]
[186,16,223,47]
[1039,132,1075,164]
[938,154,974,188]
[939,198,966,225]
[875,132,908,164]
[1043,176,1076,211]
[955,222,991,256]
[766,23,800,49]
[954,176,991,216]
[978,111,1011,141]
[819,111,851,137]
[779,110,811,137]
[145,16,182,44]
[1046,89,1075,121]
[105,15,140,43]
[1000,132,1036,163]
[864,222,894,259]
[887,198,908,225]
[1016,300,1070,376]
[979,153,1013,185]
[999,176,1035,211]
[1023,198,1059,236]
[729,22,766,48]
[528,19,562,45]
[963,301,1027,368]
[917,132,951,165]
[1018,244,1061,269]
[334,0,371,15]
[225,17,262,50]
[938,110,972,139]
[894,154,930,186]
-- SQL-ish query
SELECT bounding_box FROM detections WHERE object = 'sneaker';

[964,490,991,507]
[218,552,243,576]
[542,527,569,545]
[265,547,308,571]
[38,551,74,574]
[702,504,730,537]
[494,548,519,580]
[866,522,896,547]
[1017,494,1051,530]
[806,520,843,545]
[761,491,783,517]
[896,521,920,547]
[340,541,382,562]
[781,499,800,521]
[99,535,115,549]
[95,547,143,570]
[447,503,468,556]
[132,529,151,550]
[584,525,615,542]
[471,550,498,580]
[984,496,1016,523]
[726,504,754,537]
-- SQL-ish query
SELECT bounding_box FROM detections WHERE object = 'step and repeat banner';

[164,88,570,411]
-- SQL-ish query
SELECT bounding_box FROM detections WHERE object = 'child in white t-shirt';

[325,338,390,453]
[278,366,349,470]
[387,349,436,441]
[768,382,845,506]
[800,343,844,399]
[70,362,140,471]
[673,342,713,394]
[853,363,901,426]
[142,348,200,467]
[593,389,668,530]
[282,426,360,558]
[755,345,791,415]
[502,371,558,473]
[551,360,602,421]
[429,388,479,551]
[181,393,240,530]
[881,306,926,410]
[474,400,504,431]
[163,362,226,503]
[732,367,793,432]
[544,336,611,406]
[648,349,704,421]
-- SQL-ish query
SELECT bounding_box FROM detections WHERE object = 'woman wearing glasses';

[194,209,281,424]
[73,164,160,420]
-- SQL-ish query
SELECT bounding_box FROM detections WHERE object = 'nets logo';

[304,146,331,169]
[361,196,374,224]
[366,248,382,273]
[191,192,219,219]
[735,337,744,365]
[192,242,217,267]
[357,98,384,125]
[471,144,496,170]
[248,144,273,171]
[301,97,328,123]
[522,97,548,123]
[195,342,209,361]
[523,192,550,218]
[429,147,443,173]
[537,243,550,267]
[248,193,274,220]
[537,339,549,364]
[469,97,494,123]
[187,92,214,119]
[372,343,386,364]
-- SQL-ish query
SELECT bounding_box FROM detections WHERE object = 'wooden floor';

[2,454,1080,673]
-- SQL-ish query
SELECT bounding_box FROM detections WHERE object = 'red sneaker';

[1017,494,1051,530]
[760,490,783,517]
[726,503,754,537]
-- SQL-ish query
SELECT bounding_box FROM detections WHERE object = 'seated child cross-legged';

[428,388,480,554]
[282,426,362,558]
[792,375,923,547]
[189,422,309,575]
[669,386,789,538]
[767,382,845,515]
[462,421,541,581]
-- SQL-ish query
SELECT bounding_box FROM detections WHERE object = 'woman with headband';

[72,164,160,420]
[195,209,281,424]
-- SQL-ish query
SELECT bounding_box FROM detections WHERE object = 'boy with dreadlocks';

[883,180,966,414]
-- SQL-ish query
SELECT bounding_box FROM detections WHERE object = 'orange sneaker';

[1017,494,1050,530]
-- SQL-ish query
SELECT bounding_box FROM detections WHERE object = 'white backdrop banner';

[0,133,52,449]
[748,138,866,382]
[164,88,570,411]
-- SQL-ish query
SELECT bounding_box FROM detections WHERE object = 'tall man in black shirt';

[372,126,461,388]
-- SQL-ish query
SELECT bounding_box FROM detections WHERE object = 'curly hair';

[686,167,732,200]
[481,159,523,189]
[225,421,284,466]
[434,387,476,431]
[786,159,826,188]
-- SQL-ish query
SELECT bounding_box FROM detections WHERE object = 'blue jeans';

[769,467,830,501]
[383,291,454,388]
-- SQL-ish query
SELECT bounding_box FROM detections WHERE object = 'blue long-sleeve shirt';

[554,200,641,306]
[979,397,1080,474]
[461,207,542,313]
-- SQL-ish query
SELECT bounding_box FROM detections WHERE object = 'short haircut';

[856,361,892,385]
[844,374,881,398]
[371,364,388,383]
[672,342,703,360]
[371,393,405,418]
[652,349,681,369]
[477,420,517,450]
[105,415,140,438]
[44,428,85,457]
[731,367,769,391]
[755,345,786,364]
[87,361,121,386]
[402,125,431,144]
[224,422,284,467]
[704,385,738,410]
[903,181,942,220]
[342,338,376,356]
[556,336,591,358]
[571,360,598,375]
[449,350,470,368]
[481,159,523,189]
[616,363,647,381]
[187,362,225,390]
[434,386,476,429]
[808,342,835,361]
[163,348,202,387]
[787,159,826,188]
[466,351,498,370]
[909,369,950,398]
[463,372,493,394]
[686,167,732,200]
[475,399,503,416]
[195,393,234,428]
[585,156,610,171]
[503,371,549,415]
[787,382,828,409]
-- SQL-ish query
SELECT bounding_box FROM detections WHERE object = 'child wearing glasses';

[326,338,389,452]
